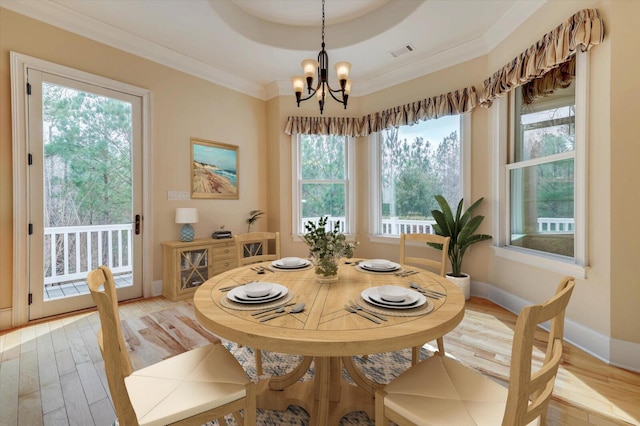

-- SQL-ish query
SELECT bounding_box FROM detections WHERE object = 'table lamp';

[175,208,198,242]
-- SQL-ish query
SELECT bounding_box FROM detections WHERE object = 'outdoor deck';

[44,273,133,301]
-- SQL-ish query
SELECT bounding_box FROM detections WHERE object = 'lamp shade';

[175,208,198,224]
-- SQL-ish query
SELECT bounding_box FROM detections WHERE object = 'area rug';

[210,343,433,425]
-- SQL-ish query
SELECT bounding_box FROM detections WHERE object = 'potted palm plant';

[429,195,492,299]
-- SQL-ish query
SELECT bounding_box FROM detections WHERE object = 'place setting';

[355,258,403,274]
[219,281,294,310]
[270,256,312,271]
[355,284,434,317]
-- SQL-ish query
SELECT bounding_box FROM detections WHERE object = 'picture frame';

[191,138,239,199]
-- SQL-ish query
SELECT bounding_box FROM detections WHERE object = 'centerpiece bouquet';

[302,216,358,280]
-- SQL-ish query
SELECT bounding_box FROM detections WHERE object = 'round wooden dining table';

[193,259,465,426]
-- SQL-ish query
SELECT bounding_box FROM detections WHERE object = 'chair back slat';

[400,233,450,277]
[503,276,575,425]
[235,232,281,266]
[87,266,138,425]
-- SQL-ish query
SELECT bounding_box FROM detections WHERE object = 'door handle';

[135,214,141,235]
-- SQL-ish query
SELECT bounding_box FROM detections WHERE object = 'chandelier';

[291,0,352,114]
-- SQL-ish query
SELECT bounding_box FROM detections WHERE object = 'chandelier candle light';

[291,0,352,114]
[175,208,198,242]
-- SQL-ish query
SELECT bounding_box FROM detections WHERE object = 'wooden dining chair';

[88,265,256,426]
[234,231,280,375]
[235,231,281,267]
[375,276,575,426]
[399,233,451,364]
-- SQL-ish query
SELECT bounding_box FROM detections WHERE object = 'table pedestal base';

[256,356,378,426]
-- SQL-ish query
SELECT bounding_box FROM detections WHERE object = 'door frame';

[10,51,154,327]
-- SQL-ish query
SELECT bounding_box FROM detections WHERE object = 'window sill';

[493,246,587,279]
[367,235,400,245]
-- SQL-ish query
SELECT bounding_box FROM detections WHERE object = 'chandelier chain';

[321,0,325,47]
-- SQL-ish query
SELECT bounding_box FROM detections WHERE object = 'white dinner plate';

[228,283,288,304]
[271,258,311,269]
[361,287,426,309]
[360,260,401,272]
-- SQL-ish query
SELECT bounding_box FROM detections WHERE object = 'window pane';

[301,182,345,220]
[380,116,461,235]
[300,134,345,179]
[510,159,574,257]
[515,84,575,162]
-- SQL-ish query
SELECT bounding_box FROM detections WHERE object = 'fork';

[345,305,380,324]
[348,300,387,321]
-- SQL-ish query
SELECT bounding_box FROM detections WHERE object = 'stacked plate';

[359,259,401,273]
[271,257,311,270]
[227,282,288,304]
[361,286,427,310]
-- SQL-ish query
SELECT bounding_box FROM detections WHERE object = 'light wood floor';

[1,296,639,426]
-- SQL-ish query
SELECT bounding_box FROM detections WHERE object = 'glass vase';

[312,254,340,283]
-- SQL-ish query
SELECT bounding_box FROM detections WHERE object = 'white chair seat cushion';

[125,343,249,426]
[384,356,539,426]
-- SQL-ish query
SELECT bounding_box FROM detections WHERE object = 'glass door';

[27,70,143,320]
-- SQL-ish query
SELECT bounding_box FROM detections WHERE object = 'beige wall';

[0,8,267,311]
[2,1,639,355]
[609,0,640,346]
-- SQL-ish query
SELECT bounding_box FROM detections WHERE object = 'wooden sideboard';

[161,238,237,301]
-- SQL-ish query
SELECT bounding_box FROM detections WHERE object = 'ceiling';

[1,0,546,100]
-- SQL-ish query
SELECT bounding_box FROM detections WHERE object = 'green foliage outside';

[300,134,347,219]
[42,83,133,227]
[380,125,461,220]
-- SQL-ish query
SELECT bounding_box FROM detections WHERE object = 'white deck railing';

[301,216,435,235]
[44,224,133,285]
[537,217,574,233]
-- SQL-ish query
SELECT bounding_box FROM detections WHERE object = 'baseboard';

[611,338,640,373]
[0,307,13,331]
[470,279,640,373]
[152,279,163,297]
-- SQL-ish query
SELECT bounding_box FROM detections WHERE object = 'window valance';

[284,86,477,137]
[358,87,477,136]
[284,116,361,137]
[284,8,603,136]
[480,8,603,107]
[521,56,575,104]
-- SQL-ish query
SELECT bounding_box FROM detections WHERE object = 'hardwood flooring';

[1,296,638,426]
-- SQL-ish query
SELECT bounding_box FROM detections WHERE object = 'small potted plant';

[429,195,492,299]
[246,210,264,232]
[302,216,358,283]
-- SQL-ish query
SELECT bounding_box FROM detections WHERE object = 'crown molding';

[1,0,266,100]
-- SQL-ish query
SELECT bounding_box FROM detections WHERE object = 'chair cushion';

[125,343,249,426]
[384,356,539,426]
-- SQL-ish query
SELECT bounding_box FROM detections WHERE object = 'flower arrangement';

[302,216,358,277]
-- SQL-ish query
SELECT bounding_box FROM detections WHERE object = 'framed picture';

[191,138,239,199]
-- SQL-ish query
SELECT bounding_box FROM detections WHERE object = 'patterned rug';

[212,343,434,425]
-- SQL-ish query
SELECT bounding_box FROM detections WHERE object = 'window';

[292,134,355,236]
[493,51,588,277]
[370,115,468,237]
[509,84,575,257]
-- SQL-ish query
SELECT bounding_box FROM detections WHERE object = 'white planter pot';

[446,273,470,300]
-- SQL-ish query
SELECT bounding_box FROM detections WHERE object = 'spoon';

[259,303,305,322]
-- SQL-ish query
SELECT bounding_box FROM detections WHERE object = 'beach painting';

[191,138,239,199]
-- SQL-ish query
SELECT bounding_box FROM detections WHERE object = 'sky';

[396,115,459,146]
[193,143,237,172]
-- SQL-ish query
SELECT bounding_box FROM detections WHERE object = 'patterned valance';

[522,56,575,104]
[284,87,477,137]
[358,87,477,136]
[480,8,603,107]
[284,116,361,137]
